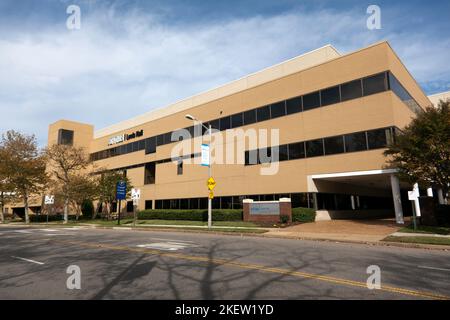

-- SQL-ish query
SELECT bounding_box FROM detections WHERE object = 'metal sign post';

[116,181,127,225]
[44,195,54,225]
[408,190,419,231]
[131,188,140,227]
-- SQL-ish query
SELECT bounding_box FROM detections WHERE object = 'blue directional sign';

[116,181,127,200]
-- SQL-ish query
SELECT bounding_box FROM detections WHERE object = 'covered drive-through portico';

[307,169,415,223]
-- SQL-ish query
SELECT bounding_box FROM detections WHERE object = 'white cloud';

[0,5,448,146]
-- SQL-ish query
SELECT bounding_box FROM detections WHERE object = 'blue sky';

[0,0,449,145]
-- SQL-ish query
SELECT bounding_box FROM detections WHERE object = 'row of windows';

[316,194,393,211]
[245,127,395,165]
[152,192,392,211]
[91,71,419,162]
[388,72,422,114]
[154,193,316,210]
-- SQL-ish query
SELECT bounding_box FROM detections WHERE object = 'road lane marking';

[419,266,450,272]
[56,239,449,300]
[14,230,32,234]
[11,256,45,265]
[137,241,198,251]
[149,237,196,243]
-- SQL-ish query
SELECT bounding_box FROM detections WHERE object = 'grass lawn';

[399,225,450,235]
[56,219,261,229]
[383,235,450,246]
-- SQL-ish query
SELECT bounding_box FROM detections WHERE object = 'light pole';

[186,114,213,229]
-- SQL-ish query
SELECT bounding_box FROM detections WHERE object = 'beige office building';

[10,41,442,221]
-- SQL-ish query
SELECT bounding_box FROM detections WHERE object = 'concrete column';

[413,183,421,217]
[390,174,404,224]
[437,188,445,205]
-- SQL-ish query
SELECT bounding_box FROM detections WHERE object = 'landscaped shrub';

[436,205,450,226]
[137,209,242,221]
[292,207,316,223]
[280,215,289,224]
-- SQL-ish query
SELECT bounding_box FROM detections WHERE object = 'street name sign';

[201,144,210,166]
[116,181,127,200]
[44,195,54,205]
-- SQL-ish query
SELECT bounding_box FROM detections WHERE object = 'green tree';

[67,173,98,220]
[0,131,48,224]
[44,144,91,223]
[96,170,132,220]
[384,100,450,198]
[0,180,16,223]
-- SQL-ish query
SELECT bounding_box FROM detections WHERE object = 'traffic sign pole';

[118,199,121,225]
[208,123,212,229]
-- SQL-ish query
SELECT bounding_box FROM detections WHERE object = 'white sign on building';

[44,195,55,205]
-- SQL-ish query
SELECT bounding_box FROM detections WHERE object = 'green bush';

[436,205,450,226]
[137,209,242,221]
[280,215,289,224]
[292,207,316,223]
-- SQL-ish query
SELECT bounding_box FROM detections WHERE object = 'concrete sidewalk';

[265,219,403,243]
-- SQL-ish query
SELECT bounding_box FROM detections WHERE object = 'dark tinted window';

[306,139,324,157]
[180,199,189,209]
[164,132,172,144]
[256,105,270,122]
[138,139,145,150]
[177,160,183,175]
[209,119,220,130]
[367,129,388,149]
[189,198,199,209]
[320,86,340,106]
[277,144,288,161]
[144,163,155,184]
[58,129,74,146]
[231,113,243,128]
[303,91,321,111]
[156,134,164,146]
[245,150,258,165]
[270,101,286,118]
[145,200,153,210]
[126,143,132,153]
[388,72,422,114]
[341,79,362,101]
[344,132,367,152]
[286,96,302,114]
[258,147,271,164]
[126,201,134,212]
[145,137,156,154]
[221,196,232,209]
[243,109,256,125]
[288,142,305,160]
[324,136,345,155]
[132,141,139,152]
[363,72,387,96]
[219,116,231,131]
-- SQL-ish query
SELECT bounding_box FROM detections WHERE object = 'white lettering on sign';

[131,188,141,200]
[108,134,125,146]
[249,202,280,216]
[44,195,55,205]
[108,130,144,146]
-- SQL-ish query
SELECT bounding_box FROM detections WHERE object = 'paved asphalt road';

[0,225,449,300]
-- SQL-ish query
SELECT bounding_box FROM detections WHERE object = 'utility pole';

[186,115,213,229]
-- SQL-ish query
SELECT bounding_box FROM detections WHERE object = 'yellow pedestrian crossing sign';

[207,177,216,190]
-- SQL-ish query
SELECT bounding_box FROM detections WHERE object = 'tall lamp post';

[185,114,213,229]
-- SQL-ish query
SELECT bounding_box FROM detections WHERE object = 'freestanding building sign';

[243,198,292,223]
[116,181,127,200]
